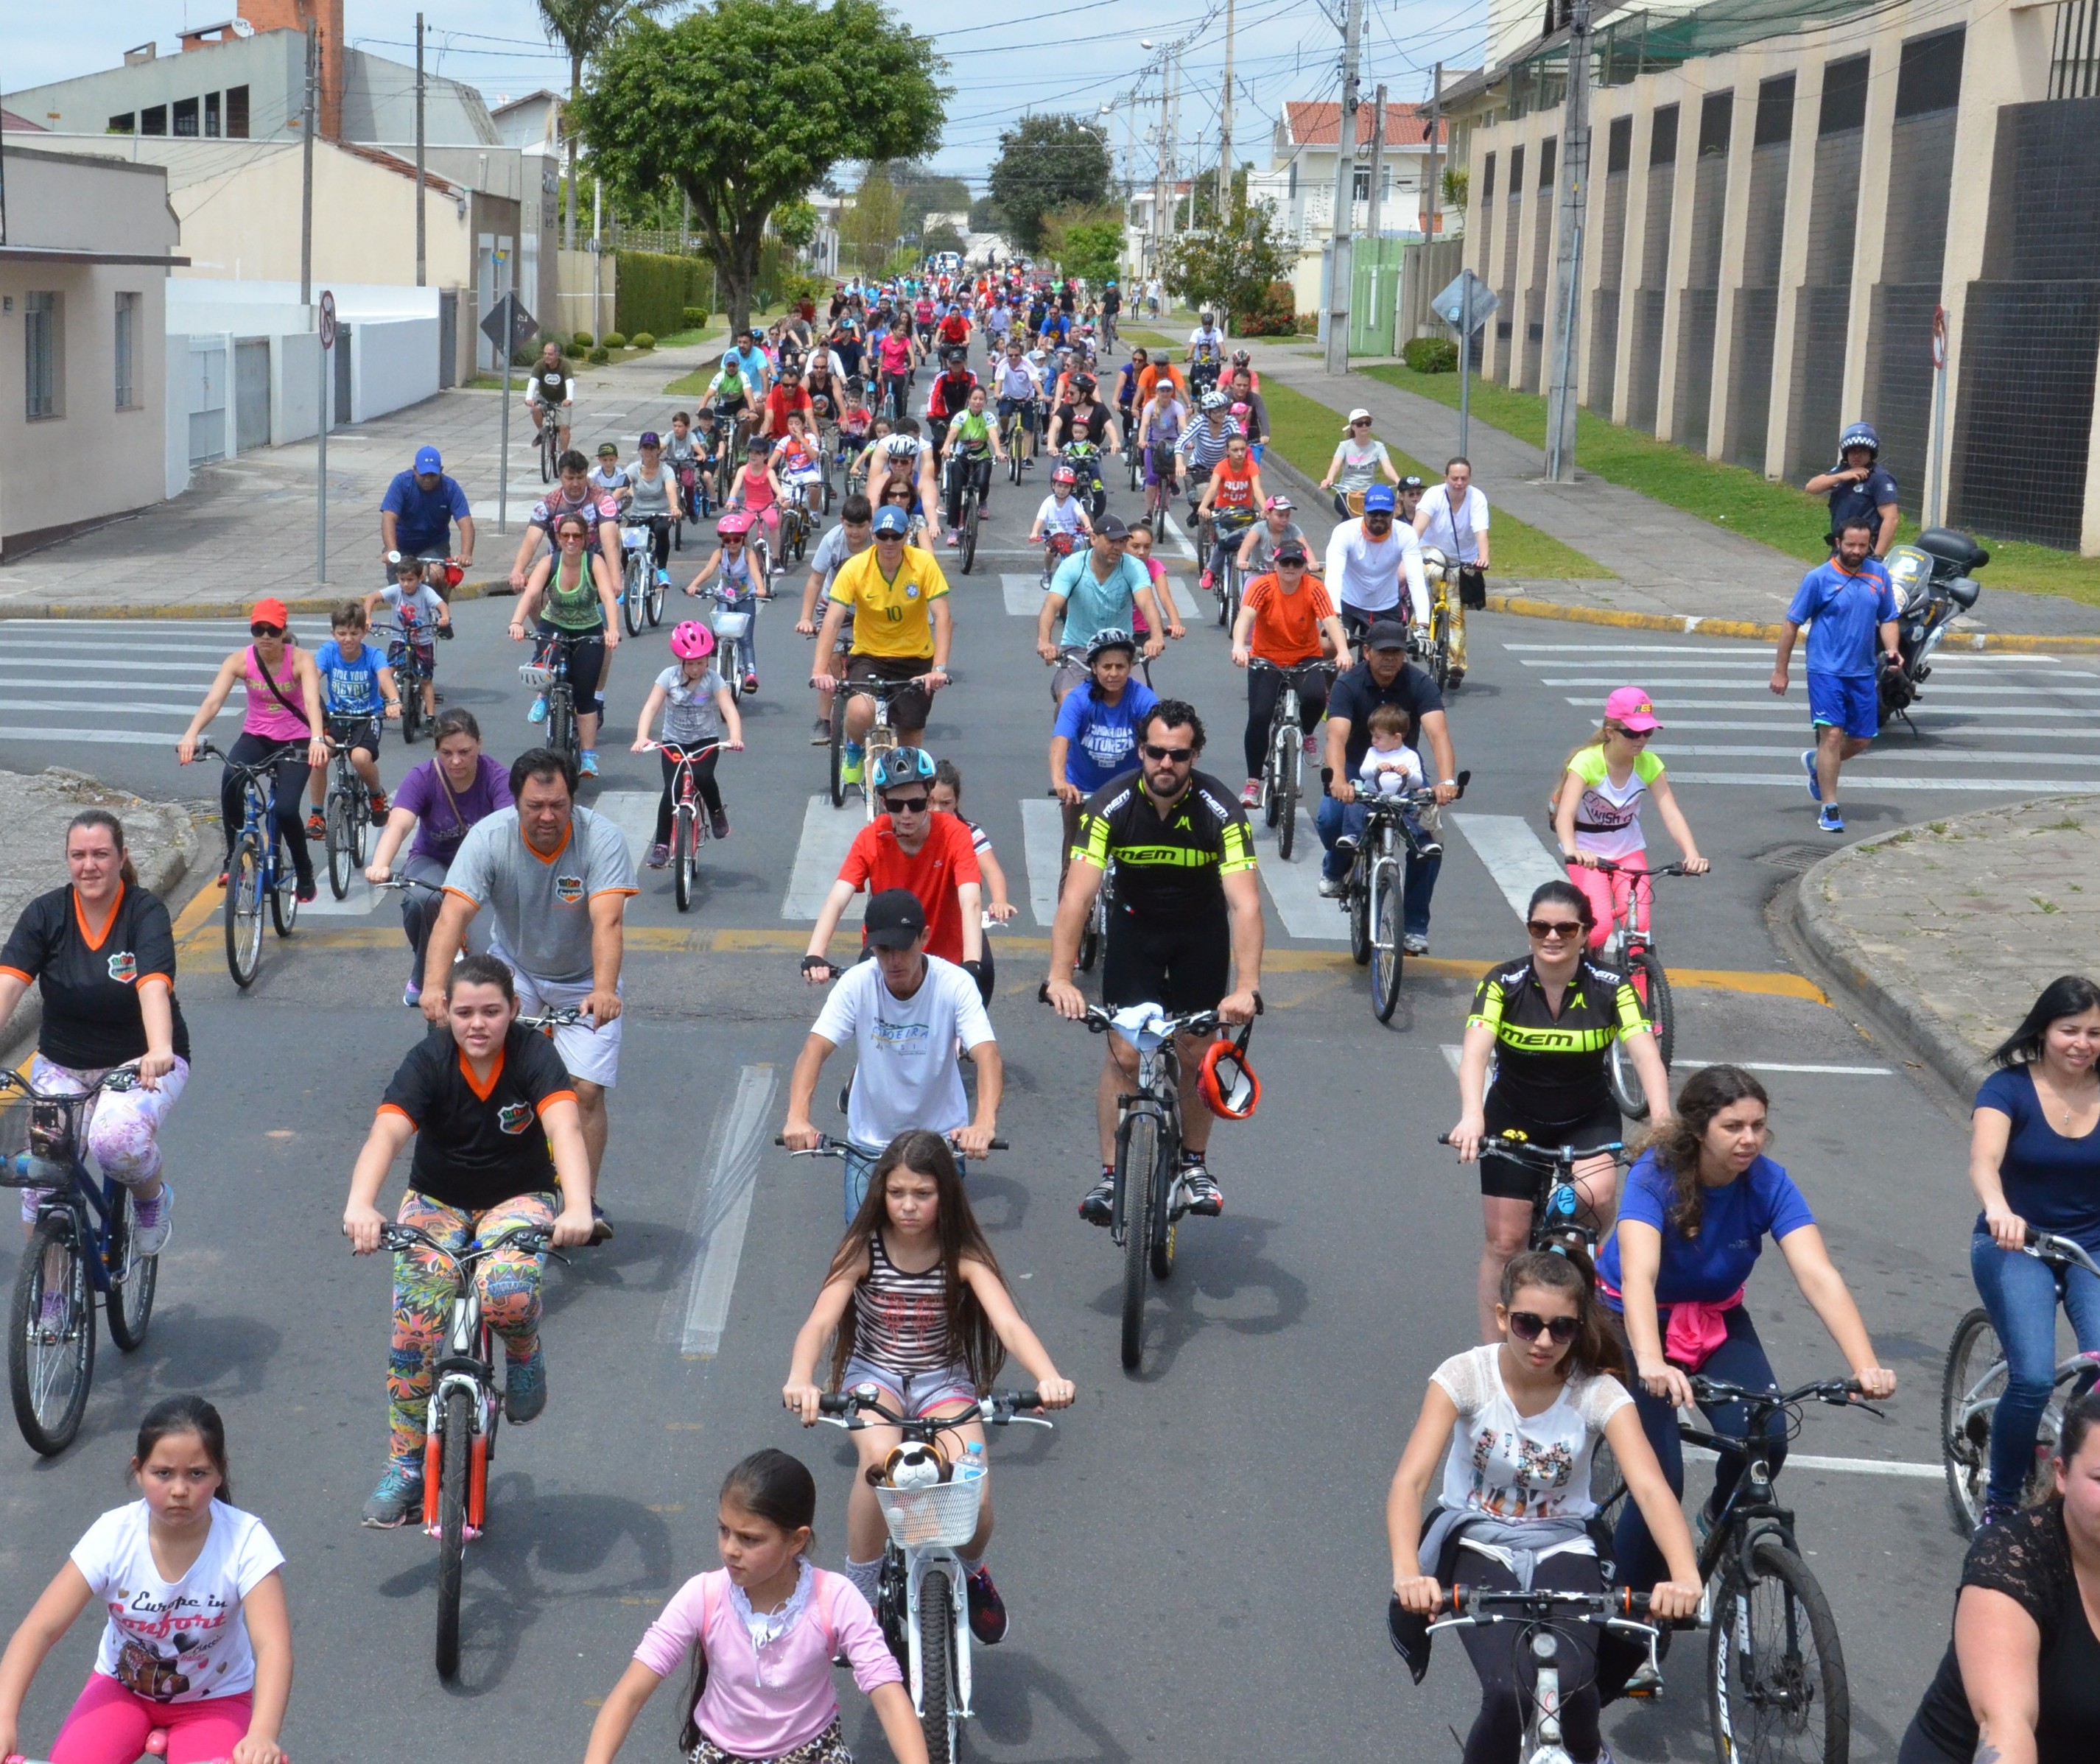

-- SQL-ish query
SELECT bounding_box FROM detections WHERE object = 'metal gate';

[333,325,353,428]
[188,340,227,465]
[438,291,457,387]
[1350,238,1406,357]
[233,339,271,451]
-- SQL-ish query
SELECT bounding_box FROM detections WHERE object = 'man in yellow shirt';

[811,504,953,755]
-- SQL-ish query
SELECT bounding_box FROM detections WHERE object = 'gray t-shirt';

[1242,519,1307,577]
[654,665,726,743]
[627,464,673,517]
[811,524,866,627]
[445,803,639,984]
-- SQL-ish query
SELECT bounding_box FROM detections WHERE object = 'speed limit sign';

[319,289,337,351]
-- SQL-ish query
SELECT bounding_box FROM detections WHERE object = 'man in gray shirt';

[421,748,639,1239]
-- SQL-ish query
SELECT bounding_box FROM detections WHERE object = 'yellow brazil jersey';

[830,544,950,659]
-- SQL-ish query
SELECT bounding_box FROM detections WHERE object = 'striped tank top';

[851,1231,952,1374]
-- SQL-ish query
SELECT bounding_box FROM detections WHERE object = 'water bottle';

[957,1441,986,1484]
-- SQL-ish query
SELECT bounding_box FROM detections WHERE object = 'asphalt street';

[2,338,2095,1763]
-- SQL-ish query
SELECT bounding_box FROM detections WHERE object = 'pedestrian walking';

[1413,457,1490,687]
[1769,516,1900,834]
[1804,422,1900,559]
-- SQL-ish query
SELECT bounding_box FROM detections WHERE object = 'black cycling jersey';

[1468,957,1647,1128]
[380,1021,575,1213]
[1,883,190,1069]
[1072,767,1255,916]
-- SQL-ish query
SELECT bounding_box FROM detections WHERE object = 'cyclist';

[0,808,189,1257]
[935,298,972,354]
[1050,630,1159,868]
[1186,308,1226,393]
[1596,1065,1897,1620]
[1028,463,1094,576]
[1448,877,1672,1340]
[367,549,452,728]
[875,317,917,421]
[810,506,952,759]
[418,748,638,1243]
[1045,372,1120,458]
[799,493,872,742]
[1551,687,1709,951]
[1046,700,1263,1224]
[1100,278,1120,350]
[510,451,622,598]
[1137,351,1187,408]
[803,355,843,444]
[721,327,773,400]
[1134,375,1188,511]
[525,340,575,452]
[589,440,633,509]
[1226,365,1269,462]
[682,511,768,696]
[992,338,1044,467]
[379,445,474,595]
[1228,348,1260,392]
[625,430,682,585]
[344,951,597,1526]
[924,347,980,461]
[632,622,742,864]
[938,383,1003,544]
[724,435,785,583]
[687,407,725,510]
[1236,494,1304,580]
[1193,429,1264,595]
[1038,514,1170,700]
[303,599,402,840]
[511,509,621,773]
[175,597,327,903]
[760,360,815,441]
[1229,540,1346,807]
[1114,346,1149,435]
[1413,456,1489,686]
[1324,484,1428,650]
[1176,390,1240,519]
[706,356,756,448]
[863,426,944,544]
[911,289,937,353]
[1318,408,1402,517]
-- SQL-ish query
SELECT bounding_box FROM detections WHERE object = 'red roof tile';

[1284,100,1448,149]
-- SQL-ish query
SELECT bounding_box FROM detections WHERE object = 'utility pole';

[591,177,603,342]
[1218,0,1235,216]
[299,25,317,307]
[1422,62,1444,238]
[1164,52,1181,242]
[1545,0,1595,481]
[1365,82,1388,236]
[414,13,426,288]
[1323,0,1366,374]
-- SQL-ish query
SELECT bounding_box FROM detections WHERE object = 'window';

[115,293,139,410]
[1819,54,1870,135]
[108,113,135,134]
[141,105,166,136]
[206,91,221,137]
[1354,166,1372,202]
[173,97,199,137]
[25,293,61,421]
[226,85,249,138]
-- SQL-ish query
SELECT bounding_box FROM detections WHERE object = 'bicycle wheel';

[622,558,645,636]
[104,1187,158,1354]
[1150,1135,1179,1282]
[1119,1112,1159,1371]
[1275,725,1299,862]
[1372,860,1405,1022]
[435,1384,473,1680]
[1708,1536,1850,1764]
[325,793,353,899]
[401,676,424,744]
[1078,889,1103,973]
[673,807,698,914]
[10,1209,94,1455]
[827,699,847,809]
[1349,873,1371,966]
[1942,1306,2014,1536]
[917,1566,958,1764]
[959,490,979,574]
[547,689,575,765]
[224,831,264,988]
[540,430,555,484]
[645,566,667,628]
[1607,947,1673,1117]
[269,848,299,938]
[352,793,370,865]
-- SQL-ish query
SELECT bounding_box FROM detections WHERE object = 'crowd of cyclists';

[0,258,2093,1764]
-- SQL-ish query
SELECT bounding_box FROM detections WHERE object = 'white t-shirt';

[1035,494,1089,538]
[1430,1344,1631,1524]
[69,1500,285,1704]
[1324,518,1429,625]
[379,582,445,637]
[811,955,994,1149]
[1332,437,1394,493]
[1359,741,1425,796]
[1417,483,1490,563]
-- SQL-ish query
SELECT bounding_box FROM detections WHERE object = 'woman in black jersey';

[1901,1389,2100,1763]
[0,810,188,1257]
[1447,879,1671,1340]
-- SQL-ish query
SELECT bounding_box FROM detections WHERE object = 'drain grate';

[1757,842,1828,872]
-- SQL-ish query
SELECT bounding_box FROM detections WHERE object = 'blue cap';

[1363,485,1397,513]
[871,506,910,536]
[413,446,443,474]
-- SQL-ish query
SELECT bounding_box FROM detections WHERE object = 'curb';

[1,579,516,622]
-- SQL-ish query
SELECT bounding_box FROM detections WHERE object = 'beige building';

[1448,0,2100,553]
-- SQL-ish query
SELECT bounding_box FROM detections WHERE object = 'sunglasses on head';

[1508,1310,1580,1345]
[884,795,930,814]
[1142,742,1194,763]
[1528,918,1584,941]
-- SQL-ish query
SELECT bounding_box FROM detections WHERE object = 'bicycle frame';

[4,1068,141,1303]
[1682,1377,1868,1584]
[1457,1135,1629,1258]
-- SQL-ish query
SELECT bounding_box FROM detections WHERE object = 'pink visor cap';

[1604,686,1662,731]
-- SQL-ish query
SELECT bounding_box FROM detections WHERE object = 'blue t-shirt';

[1975,1066,2100,1251]
[1785,559,1897,679]
[315,639,384,716]
[1596,1149,1816,1307]
[1050,550,1152,647]
[379,470,471,556]
[1055,679,1160,793]
[1826,464,1899,536]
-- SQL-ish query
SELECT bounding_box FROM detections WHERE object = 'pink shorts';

[1567,861,1650,953]
[51,1674,253,1764]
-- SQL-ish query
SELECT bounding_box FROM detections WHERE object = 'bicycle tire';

[622,560,645,637]
[673,808,697,914]
[1349,872,1371,965]
[540,432,555,485]
[863,732,896,823]
[225,832,264,988]
[401,679,424,745]
[1638,944,1676,1070]
[827,698,847,809]
[1606,946,1673,1117]
[1942,1306,2018,1536]
[435,1384,472,1680]
[1587,1433,1626,1531]
[1370,860,1405,1021]
[1150,1140,1179,1283]
[269,848,299,938]
[959,491,979,575]
[103,1187,158,1354]
[326,793,353,899]
[1708,1535,1850,1764]
[1119,1112,1159,1371]
[917,1566,958,1764]
[547,690,575,765]
[1276,725,1299,861]
[10,1209,94,1455]
[645,567,667,628]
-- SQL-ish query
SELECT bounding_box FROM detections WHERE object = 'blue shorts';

[839,1355,977,1416]
[1807,671,1878,740]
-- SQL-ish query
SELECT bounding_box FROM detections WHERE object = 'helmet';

[1231,349,1251,366]
[1200,390,1228,413]
[717,510,756,536]
[1072,373,1096,393]
[1198,1024,1260,1120]
[670,621,716,660]
[883,434,924,457]
[1229,402,1251,420]
[1199,308,1215,322]
[1085,627,1137,664]
[1051,465,1078,486]
[871,745,936,793]
[1838,421,1880,458]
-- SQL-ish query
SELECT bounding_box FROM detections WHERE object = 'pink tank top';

[242,644,312,741]
[738,464,777,513]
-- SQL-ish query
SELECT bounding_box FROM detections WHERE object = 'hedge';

[1402,336,1458,373]
[615,251,712,340]
[1235,281,1296,338]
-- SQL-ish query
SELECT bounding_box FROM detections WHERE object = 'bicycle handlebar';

[1687,1374,1864,1410]
[378,1222,555,1265]
[519,1007,584,1031]
[2024,1226,2100,1280]
[815,1385,1047,1425]
[1438,1133,1627,1170]
[1036,982,1264,1038]
[1568,856,1701,879]
[0,1065,141,1105]
[370,874,446,896]
[1246,658,1337,678]
[773,1134,1008,1156]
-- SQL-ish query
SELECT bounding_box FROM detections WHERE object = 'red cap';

[250,597,290,629]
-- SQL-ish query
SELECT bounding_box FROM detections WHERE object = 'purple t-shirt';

[396,754,513,864]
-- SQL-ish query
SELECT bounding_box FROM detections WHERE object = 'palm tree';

[537,0,656,251]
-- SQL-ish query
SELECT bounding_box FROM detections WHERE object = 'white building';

[1246,97,1465,249]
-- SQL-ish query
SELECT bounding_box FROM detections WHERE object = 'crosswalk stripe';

[1000,573,1042,616]
[780,793,868,921]
[1668,772,2100,790]
[1020,798,1066,927]
[1450,812,1565,923]
[1570,696,2090,711]
[0,728,197,746]
[1658,745,2100,766]
[300,878,387,918]
[590,789,662,869]
[0,700,239,717]
[1521,657,2087,676]
[0,659,244,677]
[1504,642,2065,664]
[1162,575,1203,619]
[1160,511,1200,562]
[1248,807,1345,941]
[1657,719,2100,737]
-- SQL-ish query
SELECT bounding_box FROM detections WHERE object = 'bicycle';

[320,723,376,901]
[692,584,762,701]
[1249,660,1333,861]
[1047,795,1112,972]
[815,420,840,512]
[372,1219,565,1680]
[1002,404,1032,485]
[372,619,451,746]
[944,451,988,576]
[536,407,563,483]
[519,630,592,767]
[619,519,669,637]
[1444,1132,1632,1262]
[639,739,724,914]
[197,738,302,989]
[1211,513,1256,629]
[1,1066,158,1455]
[823,674,932,818]
[779,471,822,566]
[803,1386,1052,1764]
[1412,552,1458,690]
[1341,770,1468,1022]
[1942,1227,2100,1535]
[1570,856,1694,1120]
[1142,441,1179,539]
[1042,990,1260,1371]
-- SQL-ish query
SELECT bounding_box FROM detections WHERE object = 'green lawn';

[1119,326,1174,351]
[1362,362,2100,605]
[1263,381,1607,580]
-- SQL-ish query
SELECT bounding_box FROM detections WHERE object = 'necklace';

[2040,1066,2096,1130]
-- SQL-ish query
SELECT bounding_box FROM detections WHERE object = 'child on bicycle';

[1355,704,1440,858]
[690,407,725,510]
[589,440,633,509]
[632,622,742,865]
[930,759,1014,1004]
[582,1449,929,1764]
[365,552,449,725]
[306,599,402,838]
[1551,686,1709,954]
[782,1132,1075,1650]
[726,435,784,578]
[1028,465,1093,576]
[0,1395,291,1764]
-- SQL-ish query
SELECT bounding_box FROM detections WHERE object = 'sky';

[3,0,1490,189]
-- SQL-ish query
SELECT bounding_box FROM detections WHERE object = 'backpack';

[676,1567,846,1753]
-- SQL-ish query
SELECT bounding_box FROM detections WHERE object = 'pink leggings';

[1567,862,1650,953]
[51,1674,253,1764]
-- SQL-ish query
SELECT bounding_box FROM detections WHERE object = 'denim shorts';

[838,1356,977,1416]
[1807,670,1878,739]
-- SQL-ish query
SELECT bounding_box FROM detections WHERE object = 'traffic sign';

[318,289,337,351]
[480,294,538,355]
[1432,269,1497,330]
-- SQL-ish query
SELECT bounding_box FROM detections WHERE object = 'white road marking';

[1160,574,1203,619]
[780,793,868,921]
[1450,813,1565,924]
[1542,678,2100,695]
[1001,573,1042,617]
[0,658,245,675]
[1247,805,1346,941]
[1657,720,2100,737]
[300,878,385,918]
[1021,798,1067,927]
[1657,745,2100,766]
[1504,642,2065,664]
[589,788,662,868]
[675,1064,778,1358]
[1669,772,2100,790]
[1161,511,1200,561]
[0,728,211,746]
[1573,696,2100,713]
[0,700,239,717]
[1685,1447,1941,1480]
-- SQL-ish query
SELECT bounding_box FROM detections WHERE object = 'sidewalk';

[1794,794,2100,1096]
[1239,337,2100,642]
[0,336,725,616]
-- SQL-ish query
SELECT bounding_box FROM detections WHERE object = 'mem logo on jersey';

[555,875,586,905]
[106,952,138,983]
[496,1103,535,1135]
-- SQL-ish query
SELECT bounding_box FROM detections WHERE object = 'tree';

[889,164,972,231]
[968,194,1007,236]
[843,164,904,275]
[572,0,946,329]
[923,221,966,259]
[538,0,668,253]
[773,197,819,253]
[1040,205,1123,284]
[987,114,1111,253]
[1160,194,1296,334]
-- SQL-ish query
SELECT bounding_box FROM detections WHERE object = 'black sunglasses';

[884,795,930,814]
[1142,742,1195,763]
[1509,1310,1580,1345]
[250,622,285,639]
[1527,918,1584,941]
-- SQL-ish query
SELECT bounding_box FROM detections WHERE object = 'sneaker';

[945,532,960,547]
[1333,833,1360,860]
[305,810,326,840]
[1415,837,1444,859]
[965,1565,1008,1646]
[505,1349,548,1424]
[128,1184,172,1257]
[1402,932,1430,956]
[1801,748,1822,802]
[1318,874,1349,899]
[1621,1654,1664,1698]
[1818,804,1845,834]
[1303,733,1319,756]
[362,1466,425,1529]
[1200,569,1214,591]
[646,842,670,869]
[589,1202,614,1245]
[1176,1157,1223,1217]
[528,694,549,725]
[1240,779,1261,809]
[842,744,865,787]
[369,790,390,818]
[812,719,832,745]
[578,751,600,777]
[1447,666,1466,688]
[742,672,759,695]
[709,807,730,841]
[296,881,318,904]
[217,871,228,888]
[404,980,422,1008]
[1078,1171,1115,1226]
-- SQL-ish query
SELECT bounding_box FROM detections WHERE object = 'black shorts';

[845,652,933,732]
[1102,898,1231,1015]
[324,713,382,756]
[1478,1091,1621,1201]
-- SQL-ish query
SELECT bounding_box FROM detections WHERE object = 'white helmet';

[1200,390,1228,413]
[882,434,924,458]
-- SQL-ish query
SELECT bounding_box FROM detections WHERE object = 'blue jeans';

[1611,1307,1787,1591]
[1970,1226,2100,1508]
[1316,794,1441,937]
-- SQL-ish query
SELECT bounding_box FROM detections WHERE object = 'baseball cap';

[249,597,290,629]
[1604,686,1663,732]
[1346,408,1374,426]
[1273,541,1310,566]
[413,446,443,474]
[638,430,661,449]
[863,888,928,949]
[597,441,619,457]
[1363,485,1397,514]
[871,506,910,537]
[1265,494,1294,513]
[1365,619,1412,653]
[1095,513,1130,541]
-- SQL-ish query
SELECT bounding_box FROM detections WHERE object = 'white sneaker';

[129,1184,172,1257]
[1318,875,1348,899]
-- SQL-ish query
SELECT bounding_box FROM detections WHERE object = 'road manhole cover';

[1757,842,1827,872]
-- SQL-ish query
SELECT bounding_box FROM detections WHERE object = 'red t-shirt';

[938,312,971,345]
[765,386,812,432]
[839,815,983,965]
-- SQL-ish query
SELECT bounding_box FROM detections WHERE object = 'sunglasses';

[1528,918,1584,941]
[721,535,745,546]
[250,623,284,639]
[1508,1310,1580,1345]
[558,530,589,542]
[884,795,930,814]
[1142,743,1195,763]
[1352,418,1372,427]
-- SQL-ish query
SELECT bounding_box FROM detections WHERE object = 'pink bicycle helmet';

[670,621,716,661]
[717,510,756,536]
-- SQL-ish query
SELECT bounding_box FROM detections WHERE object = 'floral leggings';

[18,1055,188,1223]
[387,1190,554,1473]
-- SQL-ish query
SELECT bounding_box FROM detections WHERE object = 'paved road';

[1,335,2093,1763]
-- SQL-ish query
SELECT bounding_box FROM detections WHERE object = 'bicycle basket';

[0,1091,74,1188]
[519,663,558,689]
[874,1476,985,1550]
[712,609,753,641]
